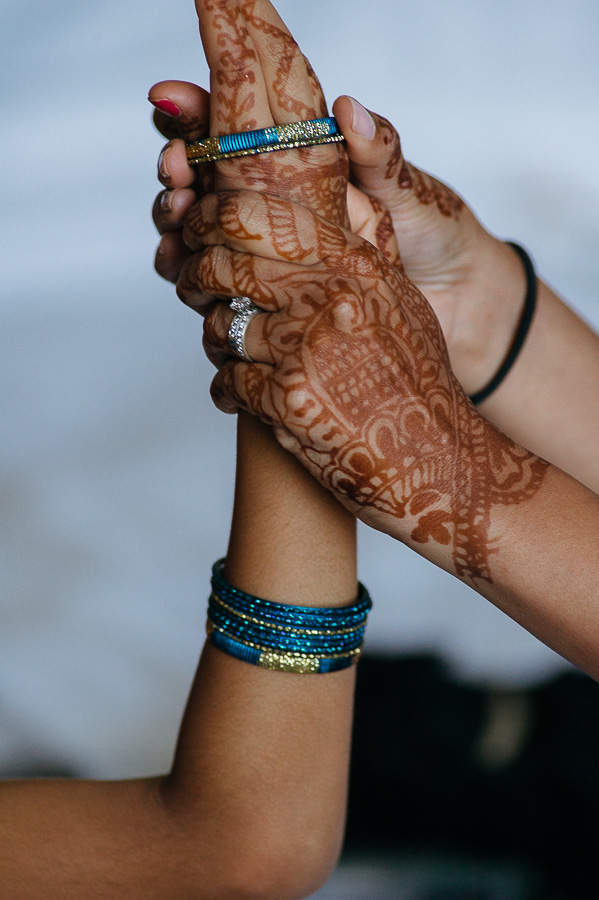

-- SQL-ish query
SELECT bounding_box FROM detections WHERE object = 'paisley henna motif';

[193,192,548,585]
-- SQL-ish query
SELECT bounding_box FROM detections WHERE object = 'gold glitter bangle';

[186,117,344,165]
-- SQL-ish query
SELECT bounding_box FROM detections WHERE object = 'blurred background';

[2,1,599,897]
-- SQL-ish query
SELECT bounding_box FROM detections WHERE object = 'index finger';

[196,0,273,137]
[240,0,326,123]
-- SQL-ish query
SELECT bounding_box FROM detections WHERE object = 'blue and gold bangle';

[206,559,371,674]
[186,117,344,165]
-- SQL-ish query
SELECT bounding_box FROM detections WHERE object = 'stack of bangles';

[207,559,372,673]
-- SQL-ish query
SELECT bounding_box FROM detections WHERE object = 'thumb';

[334,94,464,243]
[334,94,454,224]
[333,95,408,204]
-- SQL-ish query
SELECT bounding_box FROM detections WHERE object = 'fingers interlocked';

[175,188,380,373]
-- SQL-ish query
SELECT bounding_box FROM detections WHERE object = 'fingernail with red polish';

[150,98,181,117]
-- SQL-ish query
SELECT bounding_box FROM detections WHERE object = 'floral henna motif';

[208,197,548,584]
[240,0,327,120]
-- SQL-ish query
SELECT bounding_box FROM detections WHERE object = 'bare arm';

[477,273,599,494]
[0,2,360,898]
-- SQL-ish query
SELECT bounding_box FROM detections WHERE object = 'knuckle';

[196,245,230,293]
[220,39,258,74]
[216,189,262,236]
[330,296,359,333]
[263,33,300,67]
[182,194,217,250]
[202,305,226,347]
[176,254,209,305]
[285,384,316,420]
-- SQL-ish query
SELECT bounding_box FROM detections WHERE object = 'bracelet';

[186,117,344,165]
[206,559,372,673]
[469,242,538,405]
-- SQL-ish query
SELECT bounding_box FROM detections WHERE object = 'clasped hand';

[180,182,505,579]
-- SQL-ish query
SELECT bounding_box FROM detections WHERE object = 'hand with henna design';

[183,188,547,583]
[152,81,599,496]
[184,186,599,681]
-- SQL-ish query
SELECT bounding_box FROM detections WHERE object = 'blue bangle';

[211,560,371,629]
[209,596,366,655]
[207,624,361,674]
[206,559,371,674]
[186,117,344,165]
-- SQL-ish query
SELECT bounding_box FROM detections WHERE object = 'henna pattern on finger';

[240,0,327,120]
[202,0,349,228]
[378,116,463,220]
[204,0,261,133]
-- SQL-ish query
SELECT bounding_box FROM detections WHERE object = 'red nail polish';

[150,98,181,117]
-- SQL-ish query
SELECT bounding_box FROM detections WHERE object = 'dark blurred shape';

[345,654,599,900]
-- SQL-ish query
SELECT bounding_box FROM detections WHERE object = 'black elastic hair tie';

[469,241,538,406]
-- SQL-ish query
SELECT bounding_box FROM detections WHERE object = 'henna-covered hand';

[151,72,530,393]
[149,3,399,285]
[182,188,548,585]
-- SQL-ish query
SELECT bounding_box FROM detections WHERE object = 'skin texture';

[182,189,548,585]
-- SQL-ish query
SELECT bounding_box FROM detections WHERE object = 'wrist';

[374,405,548,588]
[449,233,529,396]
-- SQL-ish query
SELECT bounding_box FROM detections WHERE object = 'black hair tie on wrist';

[469,241,538,405]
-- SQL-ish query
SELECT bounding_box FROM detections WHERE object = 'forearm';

[479,276,599,493]
[163,413,358,892]
[226,414,356,602]
[483,463,599,679]
[0,425,357,900]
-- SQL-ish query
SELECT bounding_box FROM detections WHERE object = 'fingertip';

[210,372,238,414]
[149,97,181,118]
[157,139,195,188]
[334,95,376,142]
[155,232,191,284]
[148,81,211,141]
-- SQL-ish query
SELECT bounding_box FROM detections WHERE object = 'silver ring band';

[228,297,261,362]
